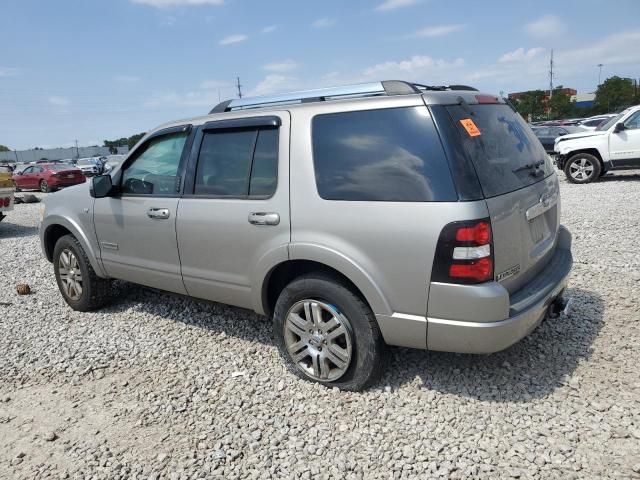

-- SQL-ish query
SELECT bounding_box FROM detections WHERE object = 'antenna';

[236,77,243,99]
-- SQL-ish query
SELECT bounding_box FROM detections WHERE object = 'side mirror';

[91,175,113,198]
[614,122,625,133]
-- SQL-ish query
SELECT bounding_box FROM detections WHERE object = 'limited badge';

[496,264,521,282]
[460,118,481,137]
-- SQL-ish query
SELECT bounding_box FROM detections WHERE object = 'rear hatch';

[49,165,84,180]
[439,102,560,294]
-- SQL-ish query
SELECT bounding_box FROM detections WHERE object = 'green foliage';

[103,132,146,153]
[0,145,10,152]
[594,76,636,113]
[548,89,574,119]
[513,90,547,121]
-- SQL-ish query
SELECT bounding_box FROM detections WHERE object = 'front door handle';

[147,208,170,220]
[248,212,280,226]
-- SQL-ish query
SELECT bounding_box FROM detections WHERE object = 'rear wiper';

[512,160,545,174]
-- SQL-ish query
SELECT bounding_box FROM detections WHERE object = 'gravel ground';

[1,171,639,480]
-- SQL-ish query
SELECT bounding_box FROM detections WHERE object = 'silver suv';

[40,80,573,391]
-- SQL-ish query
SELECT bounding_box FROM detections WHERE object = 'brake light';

[475,94,499,104]
[3,197,10,207]
[455,221,491,244]
[432,219,494,284]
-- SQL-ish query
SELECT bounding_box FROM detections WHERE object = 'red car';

[13,163,86,193]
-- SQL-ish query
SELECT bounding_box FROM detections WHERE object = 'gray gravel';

[1,171,639,479]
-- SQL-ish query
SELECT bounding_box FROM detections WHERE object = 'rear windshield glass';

[47,164,74,171]
[445,104,553,198]
[312,106,457,202]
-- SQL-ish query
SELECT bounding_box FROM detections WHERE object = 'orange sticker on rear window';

[460,118,481,137]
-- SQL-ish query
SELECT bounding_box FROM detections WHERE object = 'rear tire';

[273,273,385,391]
[40,179,51,193]
[564,153,601,184]
[53,234,112,311]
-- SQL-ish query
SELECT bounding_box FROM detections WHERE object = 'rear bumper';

[427,227,573,354]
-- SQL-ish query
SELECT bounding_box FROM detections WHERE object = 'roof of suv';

[147,80,506,139]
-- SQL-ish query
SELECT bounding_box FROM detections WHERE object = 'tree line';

[103,132,146,154]
[511,76,639,121]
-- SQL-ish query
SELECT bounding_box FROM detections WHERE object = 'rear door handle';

[248,212,280,226]
[147,208,170,220]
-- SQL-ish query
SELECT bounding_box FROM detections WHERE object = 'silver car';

[39,81,572,391]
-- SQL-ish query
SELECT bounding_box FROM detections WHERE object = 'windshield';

[47,164,74,171]
[444,104,553,198]
[596,113,624,131]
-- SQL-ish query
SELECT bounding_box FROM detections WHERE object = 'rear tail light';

[432,219,494,284]
[2,197,10,207]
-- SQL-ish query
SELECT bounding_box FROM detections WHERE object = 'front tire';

[53,234,112,311]
[40,179,51,193]
[273,273,385,391]
[564,153,601,184]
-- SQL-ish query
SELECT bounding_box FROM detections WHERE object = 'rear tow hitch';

[548,295,572,318]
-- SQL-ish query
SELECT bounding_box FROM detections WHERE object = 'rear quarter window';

[312,106,457,202]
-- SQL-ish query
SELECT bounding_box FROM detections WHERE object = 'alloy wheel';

[569,157,594,181]
[58,248,83,300]
[284,299,353,382]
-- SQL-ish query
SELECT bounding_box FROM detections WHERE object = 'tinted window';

[122,131,188,195]
[249,129,278,196]
[312,107,456,202]
[445,104,553,198]
[195,130,256,196]
[22,167,33,174]
[194,128,279,197]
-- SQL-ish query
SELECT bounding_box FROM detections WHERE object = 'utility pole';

[597,64,604,86]
[75,139,79,159]
[236,76,243,99]
[547,49,554,119]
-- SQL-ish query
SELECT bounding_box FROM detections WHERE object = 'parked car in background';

[75,158,102,176]
[13,163,86,192]
[102,154,126,174]
[0,165,15,222]
[533,125,585,153]
[40,80,572,391]
[555,105,640,183]
[578,114,617,131]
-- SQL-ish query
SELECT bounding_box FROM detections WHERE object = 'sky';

[2,0,639,150]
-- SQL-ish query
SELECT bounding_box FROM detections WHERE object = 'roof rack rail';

[209,80,476,113]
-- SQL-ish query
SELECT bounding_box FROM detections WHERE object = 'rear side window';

[444,104,553,198]
[194,128,278,197]
[312,106,457,202]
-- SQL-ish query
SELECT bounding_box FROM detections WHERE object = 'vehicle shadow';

[103,282,602,400]
[0,223,39,239]
[599,172,640,182]
[382,287,603,401]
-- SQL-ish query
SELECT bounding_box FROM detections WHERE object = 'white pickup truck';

[0,165,15,222]
[554,105,640,183]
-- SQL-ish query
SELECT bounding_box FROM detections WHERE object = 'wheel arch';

[565,148,610,170]
[259,249,391,319]
[41,216,107,277]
